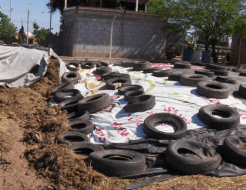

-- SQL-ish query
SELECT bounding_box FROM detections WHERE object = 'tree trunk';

[205,35,209,51]
[211,39,218,63]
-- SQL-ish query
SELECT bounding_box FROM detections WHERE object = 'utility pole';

[135,0,138,12]
[10,0,12,22]
[50,0,52,33]
[27,9,30,45]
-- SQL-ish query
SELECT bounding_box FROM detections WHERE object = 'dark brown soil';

[1,58,246,190]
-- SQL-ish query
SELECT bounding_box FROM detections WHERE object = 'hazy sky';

[0,0,61,33]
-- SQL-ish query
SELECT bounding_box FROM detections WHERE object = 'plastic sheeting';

[0,46,67,87]
[66,63,246,188]
[70,64,246,145]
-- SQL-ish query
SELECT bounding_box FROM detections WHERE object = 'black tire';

[94,67,112,75]
[133,62,150,71]
[67,110,90,121]
[67,62,79,71]
[106,77,132,90]
[231,69,242,73]
[238,84,246,99]
[81,62,95,69]
[211,69,228,76]
[54,89,83,103]
[101,72,130,81]
[143,67,162,73]
[214,76,236,84]
[124,90,145,102]
[195,69,214,77]
[118,85,144,95]
[206,63,225,71]
[239,72,246,77]
[196,81,230,99]
[174,62,191,69]
[168,73,182,81]
[152,69,172,77]
[114,62,134,67]
[180,74,210,87]
[77,93,111,113]
[166,140,221,174]
[51,82,74,94]
[144,113,187,140]
[222,136,246,167]
[58,97,83,112]
[124,95,156,112]
[56,131,90,145]
[89,149,146,177]
[68,142,104,157]
[68,119,94,135]
[61,71,81,83]
[96,62,109,67]
[198,104,240,130]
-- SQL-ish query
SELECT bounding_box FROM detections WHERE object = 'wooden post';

[109,15,116,59]
[64,0,67,9]
[135,0,138,12]
[100,0,102,7]
[27,10,30,45]
[238,36,242,67]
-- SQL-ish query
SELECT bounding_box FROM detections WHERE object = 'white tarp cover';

[0,46,66,87]
[66,64,246,145]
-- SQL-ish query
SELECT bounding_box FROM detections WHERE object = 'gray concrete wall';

[63,7,182,59]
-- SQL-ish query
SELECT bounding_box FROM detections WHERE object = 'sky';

[0,0,61,34]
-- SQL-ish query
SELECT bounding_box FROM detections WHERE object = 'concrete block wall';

[63,7,181,59]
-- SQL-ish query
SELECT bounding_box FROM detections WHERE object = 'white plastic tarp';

[67,64,246,145]
[0,46,66,87]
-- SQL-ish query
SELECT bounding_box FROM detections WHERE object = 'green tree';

[0,11,16,42]
[33,22,50,47]
[147,0,246,63]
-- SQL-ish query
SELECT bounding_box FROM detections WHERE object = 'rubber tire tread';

[196,81,230,99]
[81,62,95,69]
[67,110,90,121]
[89,149,146,177]
[102,72,130,80]
[180,74,210,87]
[143,67,162,73]
[195,69,214,77]
[238,84,246,99]
[67,62,79,71]
[211,69,228,76]
[168,73,182,81]
[68,119,94,135]
[78,93,111,113]
[124,90,145,102]
[51,82,74,94]
[106,77,132,90]
[118,85,144,95]
[54,89,82,103]
[166,140,221,174]
[133,62,150,71]
[222,136,246,167]
[68,142,104,157]
[198,104,240,130]
[58,97,82,112]
[144,113,187,140]
[124,95,156,112]
[174,62,191,69]
[56,131,90,145]
[153,69,172,77]
[94,67,112,75]
[214,76,236,84]
[61,71,81,83]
